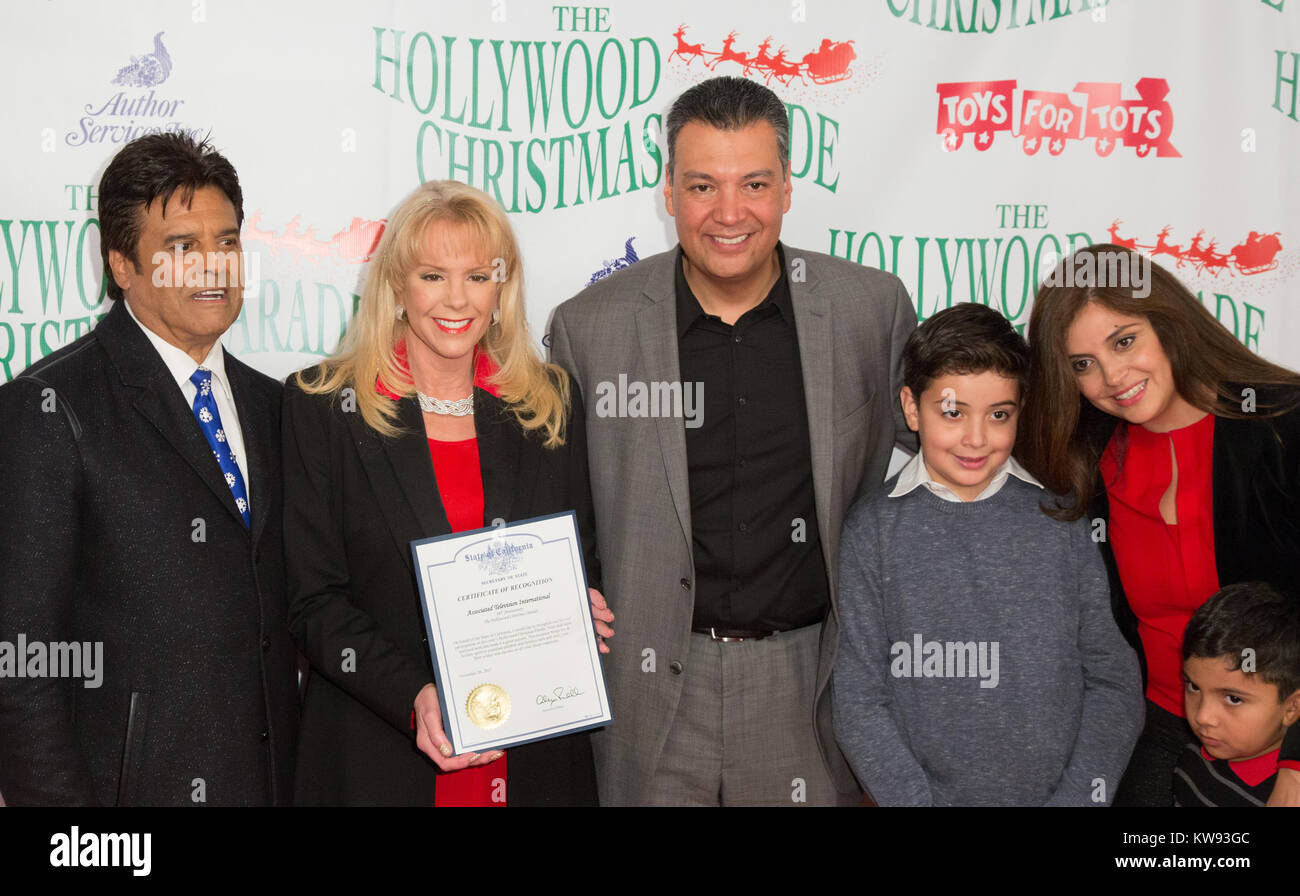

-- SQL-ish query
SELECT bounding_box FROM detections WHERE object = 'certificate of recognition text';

[412,511,612,754]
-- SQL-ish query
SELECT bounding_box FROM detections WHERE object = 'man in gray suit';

[550,76,916,806]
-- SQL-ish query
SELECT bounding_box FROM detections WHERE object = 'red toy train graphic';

[937,78,1179,158]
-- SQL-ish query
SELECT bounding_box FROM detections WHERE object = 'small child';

[1173,582,1300,806]
[832,302,1144,805]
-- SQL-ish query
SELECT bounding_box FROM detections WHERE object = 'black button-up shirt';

[675,246,830,630]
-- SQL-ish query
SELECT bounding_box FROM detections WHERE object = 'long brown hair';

[1019,243,1300,520]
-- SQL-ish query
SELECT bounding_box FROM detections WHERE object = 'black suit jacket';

[0,299,298,806]
[1090,399,1300,758]
[283,374,599,806]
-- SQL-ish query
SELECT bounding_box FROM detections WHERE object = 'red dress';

[428,436,507,807]
[1100,413,1219,717]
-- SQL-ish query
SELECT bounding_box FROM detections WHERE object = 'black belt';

[691,626,783,642]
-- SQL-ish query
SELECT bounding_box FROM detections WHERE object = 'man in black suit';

[0,134,298,805]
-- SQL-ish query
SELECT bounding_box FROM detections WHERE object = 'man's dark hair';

[902,302,1029,398]
[1183,582,1300,699]
[98,133,244,301]
[665,76,789,178]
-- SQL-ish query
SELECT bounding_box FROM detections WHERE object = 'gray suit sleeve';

[888,279,918,453]
[1042,519,1145,806]
[832,503,941,806]
[548,306,580,385]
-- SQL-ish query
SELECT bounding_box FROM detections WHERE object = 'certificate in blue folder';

[412,511,612,755]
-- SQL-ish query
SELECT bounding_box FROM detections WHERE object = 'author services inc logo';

[64,31,206,148]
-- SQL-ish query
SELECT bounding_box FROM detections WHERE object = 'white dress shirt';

[888,447,1041,503]
[123,300,252,505]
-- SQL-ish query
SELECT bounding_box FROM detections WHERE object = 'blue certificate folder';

[411,510,612,755]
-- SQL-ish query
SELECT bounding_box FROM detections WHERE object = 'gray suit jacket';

[549,244,916,805]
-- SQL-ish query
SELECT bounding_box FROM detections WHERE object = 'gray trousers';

[645,623,845,806]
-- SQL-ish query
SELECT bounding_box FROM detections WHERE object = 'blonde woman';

[283,181,610,806]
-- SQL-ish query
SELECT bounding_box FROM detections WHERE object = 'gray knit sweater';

[832,476,1143,806]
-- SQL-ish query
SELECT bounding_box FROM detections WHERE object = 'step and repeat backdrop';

[2,0,1297,386]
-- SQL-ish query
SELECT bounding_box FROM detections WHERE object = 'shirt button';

[733,335,742,344]
[260,730,269,742]
[737,397,747,406]
[680,578,691,591]
[739,522,748,532]
[737,459,747,468]
[261,637,271,651]
[670,661,684,675]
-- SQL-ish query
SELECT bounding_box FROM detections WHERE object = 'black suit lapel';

[356,394,453,572]
[475,387,528,528]
[226,357,276,545]
[97,301,251,532]
[1212,414,1270,585]
[353,388,536,572]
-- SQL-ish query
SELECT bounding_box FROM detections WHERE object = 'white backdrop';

[3,0,1297,390]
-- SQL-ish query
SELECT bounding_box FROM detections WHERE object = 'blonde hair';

[295,180,570,447]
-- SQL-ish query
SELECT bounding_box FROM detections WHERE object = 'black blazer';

[0,299,298,806]
[1091,399,1300,757]
[282,373,599,806]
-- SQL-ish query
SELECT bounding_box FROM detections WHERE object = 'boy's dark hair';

[98,132,243,302]
[902,303,1029,398]
[1182,582,1300,699]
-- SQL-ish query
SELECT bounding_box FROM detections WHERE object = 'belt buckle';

[708,627,773,642]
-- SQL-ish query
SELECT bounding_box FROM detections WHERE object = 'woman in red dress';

[1020,243,1300,806]
[283,181,612,805]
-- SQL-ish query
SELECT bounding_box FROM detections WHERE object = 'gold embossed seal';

[466,683,511,729]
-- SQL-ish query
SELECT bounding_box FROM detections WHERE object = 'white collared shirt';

[123,300,251,505]
[888,447,1042,503]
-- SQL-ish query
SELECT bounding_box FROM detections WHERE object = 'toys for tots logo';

[64,31,204,148]
[936,77,1179,158]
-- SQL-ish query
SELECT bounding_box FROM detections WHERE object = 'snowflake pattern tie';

[189,367,250,528]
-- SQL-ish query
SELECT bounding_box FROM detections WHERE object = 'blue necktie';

[190,367,250,528]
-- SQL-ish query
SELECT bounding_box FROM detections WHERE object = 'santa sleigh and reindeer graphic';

[1107,221,1283,277]
[669,25,856,86]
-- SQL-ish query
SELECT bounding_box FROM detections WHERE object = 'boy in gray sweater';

[832,304,1143,806]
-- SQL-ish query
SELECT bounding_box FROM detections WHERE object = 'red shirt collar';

[376,340,500,399]
[1201,746,1280,787]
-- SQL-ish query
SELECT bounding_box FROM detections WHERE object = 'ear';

[782,163,792,214]
[900,386,920,433]
[108,248,137,293]
[1281,689,1300,728]
[663,167,675,218]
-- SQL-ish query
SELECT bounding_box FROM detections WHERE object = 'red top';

[429,437,485,533]
[1206,746,1280,788]
[428,435,505,807]
[1100,413,1219,717]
